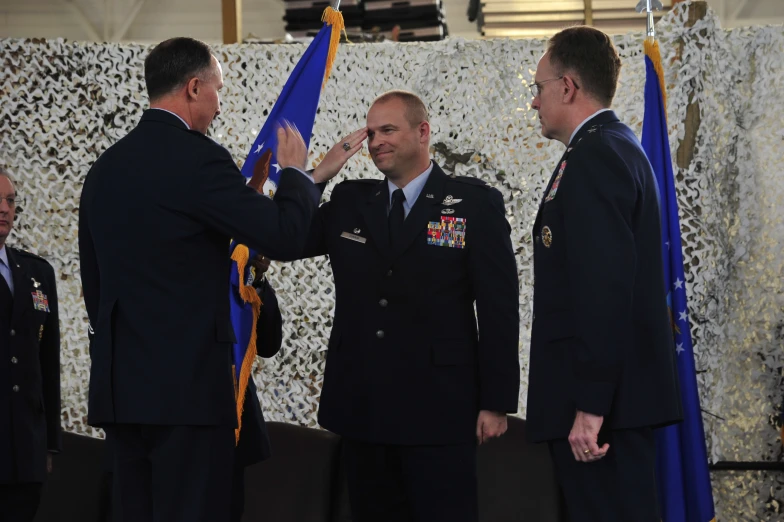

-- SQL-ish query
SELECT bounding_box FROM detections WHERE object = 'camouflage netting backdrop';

[1,2,783,518]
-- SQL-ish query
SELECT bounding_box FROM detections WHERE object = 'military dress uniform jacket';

[102,278,284,471]
[526,110,682,443]
[0,247,61,483]
[290,163,520,446]
[78,109,320,428]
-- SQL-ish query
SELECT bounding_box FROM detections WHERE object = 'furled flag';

[229,6,345,443]
[641,37,716,522]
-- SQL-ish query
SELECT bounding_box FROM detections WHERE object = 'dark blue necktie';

[389,188,406,249]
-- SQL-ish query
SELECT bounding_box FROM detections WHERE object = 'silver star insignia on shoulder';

[441,195,462,206]
[588,127,597,133]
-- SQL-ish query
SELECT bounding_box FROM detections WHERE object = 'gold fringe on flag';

[230,244,263,445]
[644,37,667,115]
[321,6,346,89]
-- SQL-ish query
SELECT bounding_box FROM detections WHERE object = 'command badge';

[541,226,553,248]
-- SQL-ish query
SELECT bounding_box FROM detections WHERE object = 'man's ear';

[562,76,579,103]
[186,77,200,100]
[418,121,431,143]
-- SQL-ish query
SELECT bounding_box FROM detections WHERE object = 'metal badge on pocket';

[340,231,367,244]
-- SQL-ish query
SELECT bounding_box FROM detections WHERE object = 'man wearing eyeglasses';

[525,27,682,522]
[0,168,62,522]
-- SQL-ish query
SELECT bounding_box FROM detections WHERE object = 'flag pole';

[635,0,663,39]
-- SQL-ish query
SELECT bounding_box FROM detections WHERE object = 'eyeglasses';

[529,76,579,98]
[0,196,20,208]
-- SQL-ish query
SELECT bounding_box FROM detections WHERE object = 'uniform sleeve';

[78,168,100,334]
[40,264,62,453]
[559,143,638,416]
[192,149,321,261]
[469,188,521,412]
[254,279,283,358]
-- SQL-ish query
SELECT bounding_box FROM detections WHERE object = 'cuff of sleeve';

[573,380,615,417]
[480,379,520,414]
[288,167,314,183]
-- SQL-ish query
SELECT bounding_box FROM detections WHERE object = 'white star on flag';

[674,278,683,290]
[676,343,684,355]
[272,163,281,173]
[678,310,688,322]
[255,143,264,154]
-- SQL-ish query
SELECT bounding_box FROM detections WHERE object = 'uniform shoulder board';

[450,176,489,188]
[12,247,48,263]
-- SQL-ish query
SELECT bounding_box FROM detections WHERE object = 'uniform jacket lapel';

[359,180,393,259]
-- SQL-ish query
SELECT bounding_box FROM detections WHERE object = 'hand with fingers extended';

[313,127,368,184]
[276,121,308,171]
[568,410,610,463]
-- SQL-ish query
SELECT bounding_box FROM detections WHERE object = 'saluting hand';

[276,121,308,172]
[313,127,368,184]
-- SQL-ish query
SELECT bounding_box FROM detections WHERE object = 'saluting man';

[0,167,62,522]
[282,90,521,522]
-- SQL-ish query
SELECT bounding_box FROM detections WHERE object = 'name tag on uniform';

[340,231,367,244]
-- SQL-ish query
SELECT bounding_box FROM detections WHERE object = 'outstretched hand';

[276,121,308,172]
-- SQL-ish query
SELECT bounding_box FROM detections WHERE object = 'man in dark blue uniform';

[101,254,283,522]
[282,91,521,522]
[78,37,320,522]
[0,168,62,522]
[525,26,682,522]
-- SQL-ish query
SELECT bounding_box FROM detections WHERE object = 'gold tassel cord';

[644,37,667,116]
[321,6,346,89]
[230,244,263,444]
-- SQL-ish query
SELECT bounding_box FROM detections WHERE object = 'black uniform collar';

[140,108,191,130]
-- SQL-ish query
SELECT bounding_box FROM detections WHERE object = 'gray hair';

[0,166,15,188]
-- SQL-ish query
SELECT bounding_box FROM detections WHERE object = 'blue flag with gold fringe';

[641,38,716,522]
[228,7,344,443]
